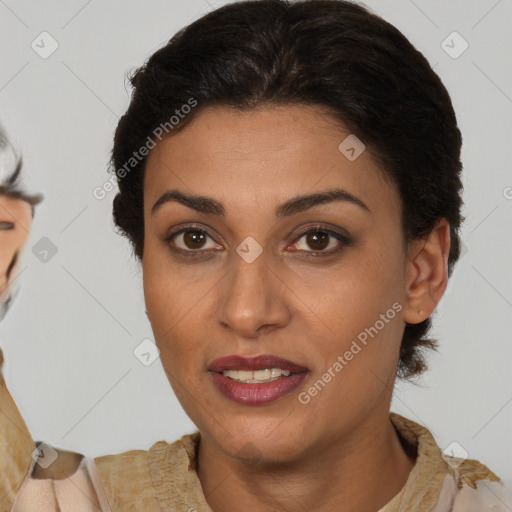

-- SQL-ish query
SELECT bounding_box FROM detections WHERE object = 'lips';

[208,354,309,374]
[210,371,309,405]
[207,354,310,405]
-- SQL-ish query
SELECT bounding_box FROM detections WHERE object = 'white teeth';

[253,369,271,380]
[222,368,292,383]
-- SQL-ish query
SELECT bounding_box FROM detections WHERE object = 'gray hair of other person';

[0,122,43,210]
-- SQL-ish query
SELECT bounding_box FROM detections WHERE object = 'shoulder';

[94,432,200,512]
[0,348,35,510]
[94,443,164,511]
[438,455,511,511]
[387,412,504,511]
[449,456,501,489]
[390,412,501,485]
[432,472,512,512]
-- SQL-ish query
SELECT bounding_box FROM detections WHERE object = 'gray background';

[1,0,511,483]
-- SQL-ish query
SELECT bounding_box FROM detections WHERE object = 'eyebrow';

[151,188,370,218]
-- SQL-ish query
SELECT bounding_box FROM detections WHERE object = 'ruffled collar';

[145,412,501,512]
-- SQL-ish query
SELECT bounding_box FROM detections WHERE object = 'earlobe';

[402,218,451,324]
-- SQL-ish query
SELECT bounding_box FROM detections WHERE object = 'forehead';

[0,194,32,220]
[143,104,399,219]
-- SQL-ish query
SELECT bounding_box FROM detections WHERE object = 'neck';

[196,410,416,512]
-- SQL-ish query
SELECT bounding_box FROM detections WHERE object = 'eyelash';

[164,223,351,260]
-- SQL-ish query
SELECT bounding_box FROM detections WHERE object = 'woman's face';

[0,194,32,305]
[142,104,424,461]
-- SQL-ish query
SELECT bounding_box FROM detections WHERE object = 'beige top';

[94,412,503,512]
[0,349,34,512]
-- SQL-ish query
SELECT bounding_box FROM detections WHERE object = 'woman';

[3,0,511,510]
[91,0,509,510]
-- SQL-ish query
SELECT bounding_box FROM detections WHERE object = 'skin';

[142,104,451,512]
[0,195,32,304]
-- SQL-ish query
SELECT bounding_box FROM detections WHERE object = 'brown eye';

[289,226,351,256]
[182,230,207,249]
[305,231,329,251]
[165,225,223,259]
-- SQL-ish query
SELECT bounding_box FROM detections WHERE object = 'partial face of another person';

[0,195,32,307]
[142,104,440,462]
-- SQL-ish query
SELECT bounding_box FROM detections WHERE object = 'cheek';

[142,245,212,373]
[143,257,215,425]
[297,290,403,427]
[289,237,405,330]
[288,246,405,387]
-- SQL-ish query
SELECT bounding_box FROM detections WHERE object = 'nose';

[215,249,291,338]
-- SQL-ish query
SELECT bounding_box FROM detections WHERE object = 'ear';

[402,218,451,324]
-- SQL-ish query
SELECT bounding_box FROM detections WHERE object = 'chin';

[209,419,311,465]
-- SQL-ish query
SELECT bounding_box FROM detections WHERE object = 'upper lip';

[208,354,309,373]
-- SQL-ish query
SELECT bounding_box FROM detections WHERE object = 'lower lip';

[209,371,309,405]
